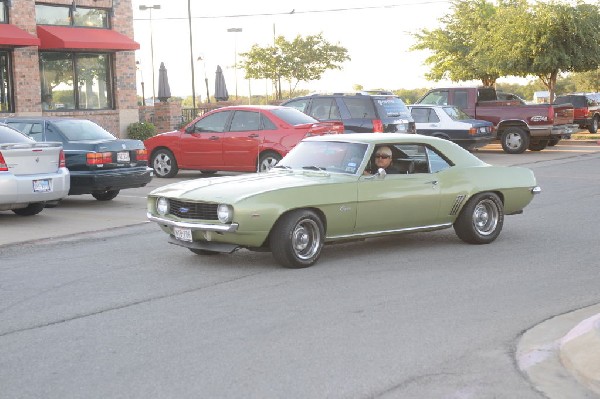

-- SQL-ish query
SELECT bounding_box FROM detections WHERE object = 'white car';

[0,124,70,216]
[407,105,495,151]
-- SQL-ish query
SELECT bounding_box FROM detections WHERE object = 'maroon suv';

[555,93,600,133]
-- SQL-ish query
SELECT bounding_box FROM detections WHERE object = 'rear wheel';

[589,116,599,134]
[92,189,120,201]
[270,210,324,268]
[152,149,179,178]
[500,127,529,154]
[258,151,281,173]
[12,202,45,216]
[528,139,548,151]
[454,192,504,244]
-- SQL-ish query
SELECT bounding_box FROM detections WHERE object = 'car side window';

[454,91,468,109]
[342,97,376,119]
[229,111,260,132]
[410,108,428,123]
[420,91,448,106]
[193,111,231,133]
[261,114,277,130]
[284,99,310,113]
[29,123,44,141]
[44,128,64,143]
[309,98,337,120]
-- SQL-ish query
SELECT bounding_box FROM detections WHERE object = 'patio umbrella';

[157,62,171,102]
[214,65,229,102]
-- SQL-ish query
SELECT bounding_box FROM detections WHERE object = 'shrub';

[127,122,156,141]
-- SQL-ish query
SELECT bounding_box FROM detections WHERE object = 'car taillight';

[372,119,384,133]
[0,151,7,171]
[86,152,113,165]
[59,149,66,167]
[136,149,148,161]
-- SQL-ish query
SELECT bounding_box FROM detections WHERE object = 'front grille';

[169,199,218,220]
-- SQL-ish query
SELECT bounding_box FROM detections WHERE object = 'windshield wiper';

[302,166,326,171]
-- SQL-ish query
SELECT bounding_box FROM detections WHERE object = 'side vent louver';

[449,195,466,215]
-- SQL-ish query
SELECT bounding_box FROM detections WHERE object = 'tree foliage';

[241,33,350,99]
[411,0,499,86]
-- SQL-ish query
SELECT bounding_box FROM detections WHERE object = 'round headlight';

[157,197,169,216]
[217,204,233,223]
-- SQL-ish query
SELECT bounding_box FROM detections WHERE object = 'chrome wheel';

[472,199,499,236]
[258,152,281,173]
[270,210,325,268]
[454,192,504,244]
[292,219,321,261]
[152,149,178,178]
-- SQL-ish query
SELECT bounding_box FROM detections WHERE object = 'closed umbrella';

[157,62,171,102]
[214,65,229,102]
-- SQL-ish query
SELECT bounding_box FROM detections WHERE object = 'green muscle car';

[147,133,540,268]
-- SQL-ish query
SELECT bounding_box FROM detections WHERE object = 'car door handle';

[208,136,220,140]
[425,180,438,186]
[247,133,259,138]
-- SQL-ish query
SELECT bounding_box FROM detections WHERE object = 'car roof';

[0,116,87,122]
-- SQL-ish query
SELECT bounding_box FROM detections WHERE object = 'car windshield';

[373,96,410,117]
[0,125,34,143]
[442,106,472,121]
[270,108,318,125]
[51,120,116,141]
[274,141,368,174]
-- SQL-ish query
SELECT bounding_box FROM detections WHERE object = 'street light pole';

[187,0,196,110]
[227,27,242,101]
[136,61,146,106]
[197,55,210,103]
[139,4,160,105]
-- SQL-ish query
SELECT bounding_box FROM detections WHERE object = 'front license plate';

[173,227,193,242]
[33,179,51,192]
[117,151,130,162]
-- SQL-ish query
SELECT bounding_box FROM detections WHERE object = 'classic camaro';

[147,133,540,268]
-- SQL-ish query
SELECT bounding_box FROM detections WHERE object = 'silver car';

[0,124,70,216]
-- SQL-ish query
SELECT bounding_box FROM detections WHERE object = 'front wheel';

[152,149,179,178]
[12,202,45,216]
[589,116,599,134]
[270,210,325,268]
[92,189,120,201]
[258,152,282,173]
[453,192,504,244]
[500,127,529,154]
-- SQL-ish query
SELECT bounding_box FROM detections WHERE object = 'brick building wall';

[5,0,139,138]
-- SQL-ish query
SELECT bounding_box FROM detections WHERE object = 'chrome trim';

[531,186,542,195]
[147,213,239,232]
[327,223,452,240]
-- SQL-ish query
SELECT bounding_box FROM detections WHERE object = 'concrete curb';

[560,313,600,395]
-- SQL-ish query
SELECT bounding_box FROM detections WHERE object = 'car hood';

[149,170,355,203]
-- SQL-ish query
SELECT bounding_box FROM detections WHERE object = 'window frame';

[35,3,111,29]
[0,51,14,113]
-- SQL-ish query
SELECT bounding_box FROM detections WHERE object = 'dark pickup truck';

[417,87,578,153]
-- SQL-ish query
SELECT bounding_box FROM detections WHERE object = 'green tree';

[241,33,350,100]
[411,0,499,86]
[482,1,600,102]
[571,68,600,92]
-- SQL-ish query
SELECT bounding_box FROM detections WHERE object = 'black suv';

[554,93,600,133]
[281,92,416,134]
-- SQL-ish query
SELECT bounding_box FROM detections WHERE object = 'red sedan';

[144,105,344,177]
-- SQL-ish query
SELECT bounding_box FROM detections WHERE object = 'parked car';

[554,93,600,134]
[417,86,577,153]
[407,104,494,150]
[1,117,152,201]
[143,105,344,178]
[0,123,70,215]
[281,91,416,134]
[147,133,540,268]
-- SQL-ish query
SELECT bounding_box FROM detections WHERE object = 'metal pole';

[187,0,196,109]
[227,28,242,101]
[139,5,161,105]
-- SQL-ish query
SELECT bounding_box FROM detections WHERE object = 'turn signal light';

[136,149,148,161]
[59,150,66,167]
[468,127,478,136]
[86,152,113,165]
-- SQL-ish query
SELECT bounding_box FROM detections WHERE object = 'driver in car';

[364,146,400,175]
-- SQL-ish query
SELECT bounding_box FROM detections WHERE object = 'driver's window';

[192,110,232,133]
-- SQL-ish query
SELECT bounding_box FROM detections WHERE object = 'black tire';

[92,189,120,201]
[548,137,560,146]
[528,139,548,151]
[270,210,325,268]
[500,127,529,154]
[258,151,282,173]
[200,171,217,175]
[589,116,599,134]
[453,192,504,244]
[189,248,220,255]
[152,149,179,178]
[12,202,45,216]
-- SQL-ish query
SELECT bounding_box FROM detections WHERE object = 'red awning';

[0,24,40,47]
[36,26,139,51]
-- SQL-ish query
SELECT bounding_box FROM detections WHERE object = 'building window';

[40,52,112,110]
[0,52,13,112]
[0,1,7,23]
[36,4,109,28]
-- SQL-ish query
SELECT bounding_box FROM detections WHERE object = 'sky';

[130,0,459,101]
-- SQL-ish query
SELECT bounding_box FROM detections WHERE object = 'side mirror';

[185,125,195,133]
